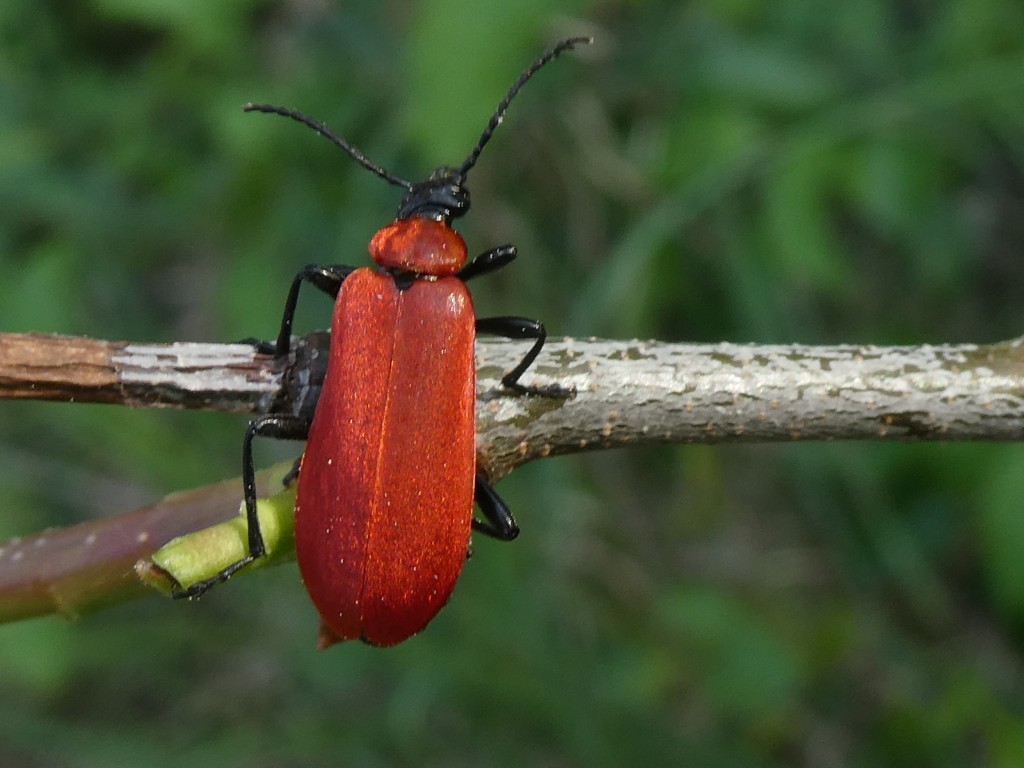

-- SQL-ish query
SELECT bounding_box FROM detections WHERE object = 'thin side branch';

[0,470,287,623]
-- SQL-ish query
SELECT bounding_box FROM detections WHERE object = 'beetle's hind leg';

[471,471,519,541]
[172,414,310,599]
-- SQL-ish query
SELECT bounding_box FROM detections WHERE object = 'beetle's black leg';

[172,414,311,599]
[239,415,310,559]
[282,455,303,488]
[264,264,357,357]
[475,315,573,397]
[465,246,572,396]
[457,244,517,282]
[471,471,519,541]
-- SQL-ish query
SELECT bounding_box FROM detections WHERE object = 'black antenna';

[243,103,414,191]
[456,35,592,178]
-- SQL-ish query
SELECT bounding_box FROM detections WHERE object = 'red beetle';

[177,37,588,647]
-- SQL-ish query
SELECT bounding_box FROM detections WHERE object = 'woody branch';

[3,331,1023,471]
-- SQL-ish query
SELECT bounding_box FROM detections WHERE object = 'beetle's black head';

[396,166,470,223]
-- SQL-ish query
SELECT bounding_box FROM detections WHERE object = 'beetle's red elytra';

[297,268,476,647]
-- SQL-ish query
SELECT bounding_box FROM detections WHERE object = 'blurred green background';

[3,1,1024,766]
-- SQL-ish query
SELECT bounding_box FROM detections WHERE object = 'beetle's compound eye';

[441,182,470,218]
